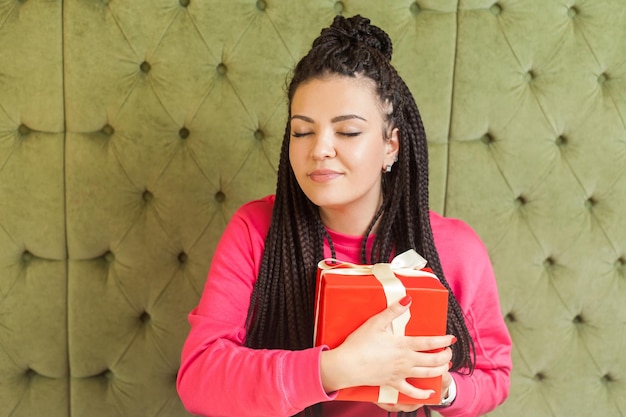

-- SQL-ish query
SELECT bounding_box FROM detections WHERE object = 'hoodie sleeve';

[430,213,512,417]
[177,198,334,417]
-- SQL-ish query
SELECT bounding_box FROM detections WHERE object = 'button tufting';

[101,124,115,136]
[543,257,556,269]
[533,372,545,381]
[489,3,502,15]
[556,135,567,146]
[139,311,150,324]
[598,73,608,84]
[523,70,535,83]
[573,314,584,324]
[215,190,226,202]
[179,127,190,139]
[25,368,37,378]
[18,124,31,135]
[334,1,344,14]
[515,195,527,207]
[254,129,265,141]
[601,374,613,384]
[178,252,188,264]
[143,190,154,202]
[410,2,420,15]
[104,251,115,263]
[216,63,227,75]
[615,257,625,270]
[505,312,516,322]
[480,133,494,145]
[568,6,578,18]
[585,196,596,209]
[179,0,190,7]
[21,250,33,263]
[256,0,266,11]
[140,61,151,73]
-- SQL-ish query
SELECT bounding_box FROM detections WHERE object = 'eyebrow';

[290,114,367,123]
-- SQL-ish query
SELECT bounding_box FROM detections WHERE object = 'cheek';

[347,142,386,168]
[288,143,304,174]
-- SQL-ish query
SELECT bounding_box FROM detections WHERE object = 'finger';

[408,347,453,367]
[406,361,452,379]
[395,345,452,368]
[376,403,424,413]
[396,379,437,401]
[406,335,457,352]
[368,295,412,328]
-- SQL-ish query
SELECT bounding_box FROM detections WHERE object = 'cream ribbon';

[315,250,439,403]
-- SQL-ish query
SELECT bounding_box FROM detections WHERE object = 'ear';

[383,127,400,168]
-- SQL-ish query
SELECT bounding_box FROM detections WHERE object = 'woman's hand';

[320,295,455,400]
[376,402,425,413]
[375,371,454,413]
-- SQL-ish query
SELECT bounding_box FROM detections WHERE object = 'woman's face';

[289,74,398,233]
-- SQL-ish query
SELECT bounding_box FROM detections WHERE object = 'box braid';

[244,14,475,417]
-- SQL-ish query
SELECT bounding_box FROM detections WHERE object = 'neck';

[319,199,383,237]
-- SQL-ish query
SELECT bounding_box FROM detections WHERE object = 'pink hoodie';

[177,195,512,417]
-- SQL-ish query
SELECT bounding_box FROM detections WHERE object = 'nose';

[310,129,336,160]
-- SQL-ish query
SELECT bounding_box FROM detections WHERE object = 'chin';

[301,191,338,208]
[310,196,350,211]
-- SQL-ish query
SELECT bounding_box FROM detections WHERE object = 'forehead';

[291,75,384,118]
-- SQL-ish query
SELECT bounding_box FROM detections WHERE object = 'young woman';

[177,15,511,417]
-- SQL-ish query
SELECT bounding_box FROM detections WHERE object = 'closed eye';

[339,132,361,137]
[292,132,312,138]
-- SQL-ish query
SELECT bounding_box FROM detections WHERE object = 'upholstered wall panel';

[64,1,221,415]
[448,1,626,416]
[1,1,625,416]
[0,1,67,417]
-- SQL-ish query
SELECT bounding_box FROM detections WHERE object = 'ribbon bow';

[317,249,438,335]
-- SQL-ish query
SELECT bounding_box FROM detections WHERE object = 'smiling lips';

[308,169,343,183]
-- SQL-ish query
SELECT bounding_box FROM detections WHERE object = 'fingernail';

[399,295,412,306]
[450,336,457,345]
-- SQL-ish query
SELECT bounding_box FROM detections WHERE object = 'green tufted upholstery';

[0,1,624,416]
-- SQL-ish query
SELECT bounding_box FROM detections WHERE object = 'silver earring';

[385,164,392,173]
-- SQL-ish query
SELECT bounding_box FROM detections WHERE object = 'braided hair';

[244,15,475,417]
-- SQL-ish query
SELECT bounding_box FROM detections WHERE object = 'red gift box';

[314,250,449,405]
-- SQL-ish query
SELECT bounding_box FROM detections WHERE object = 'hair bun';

[327,15,393,61]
